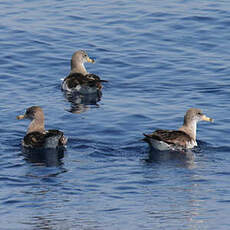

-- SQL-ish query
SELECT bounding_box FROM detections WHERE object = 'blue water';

[1,0,230,229]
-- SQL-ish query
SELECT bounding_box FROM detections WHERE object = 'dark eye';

[26,109,32,115]
[198,112,202,115]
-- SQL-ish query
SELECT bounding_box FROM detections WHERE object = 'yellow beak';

[16,114,26,120]
[86,57,95,63]
[202,115,214,122]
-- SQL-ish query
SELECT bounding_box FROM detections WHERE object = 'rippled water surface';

[1,1,230,229]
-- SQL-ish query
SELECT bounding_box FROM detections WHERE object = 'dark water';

[1,1,230,229]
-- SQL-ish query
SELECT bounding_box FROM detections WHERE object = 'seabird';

[143,108,213,151]
[62,50,107,94]
[17,106,67,149]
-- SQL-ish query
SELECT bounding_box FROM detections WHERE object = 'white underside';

[148,139,197,151]
[148,139,172,151]
[62,80,98,94]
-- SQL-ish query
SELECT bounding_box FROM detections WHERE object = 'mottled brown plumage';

[23,130,66,149]
[144,130,192,149]
[64,72,107,91]
[17,106,67,149]
[143,108,213,151]
[62,50,107,94]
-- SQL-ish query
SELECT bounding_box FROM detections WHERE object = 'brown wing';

[143,129,192,148]
[64,73,107,90]
[23,132,46,148]
[85,74,108,82]
[63,73,85,89]
[23,130,66,148]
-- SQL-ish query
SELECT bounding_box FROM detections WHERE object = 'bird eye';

[26,109,33,115]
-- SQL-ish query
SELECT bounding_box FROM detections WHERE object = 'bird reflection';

[146,147,195,168]
[22,147,65,167]
[63,91,101,114]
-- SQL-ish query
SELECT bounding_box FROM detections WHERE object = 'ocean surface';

[1,1,230,229]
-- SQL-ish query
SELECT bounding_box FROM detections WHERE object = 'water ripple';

[0,0,230,229]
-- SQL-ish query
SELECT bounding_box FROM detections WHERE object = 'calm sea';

[1,1,230,229]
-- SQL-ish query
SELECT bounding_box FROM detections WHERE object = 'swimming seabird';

[143,108,213,151]
[62,50,107,94]
[17,106,67,149]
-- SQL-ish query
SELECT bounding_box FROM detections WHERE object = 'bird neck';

[27,117,45,134]
[71,62,88,75]
[179,120,197,140]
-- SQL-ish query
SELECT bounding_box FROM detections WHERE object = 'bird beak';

[202,115,214,122]
[16,114,26,120]
[86,57,95,63]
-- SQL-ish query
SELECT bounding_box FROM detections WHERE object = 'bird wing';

[143,129,192,148]
[63,73,107,89]
[23,130,66,148]
[23,132,46,148]
[85,73,108,82]
[63,73,85,89]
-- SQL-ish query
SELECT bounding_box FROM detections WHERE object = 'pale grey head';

[180,108,213,140]
[70,50,95,75]
[17,106,45,134]
[17,106,44,121]
[183,108,213,125]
